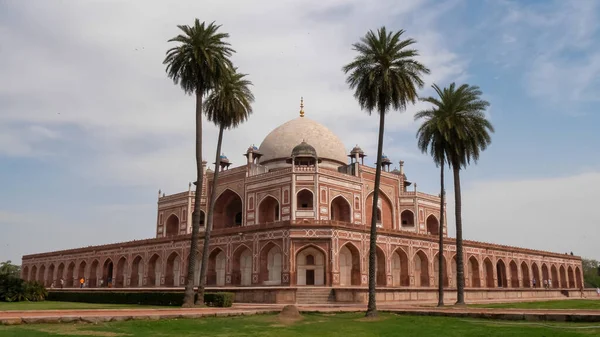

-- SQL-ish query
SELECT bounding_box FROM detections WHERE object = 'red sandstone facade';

[21,111,584,303]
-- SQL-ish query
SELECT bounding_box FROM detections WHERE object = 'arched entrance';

[208,249,226,286]
[296,189,314,210]
[22,266,29,281]
[366,191,393,229]
[165,252,181,287]
[509,260,519,288]
[102,259,113,287]
[165,214,179,237]
[46,264,55,287]
[331,196,351,222]
[521,262,530,288]
[541,264,549,284]
[131,256,143,287]
[66,262,75,287]
[38,265,46,284]
[89,260,99,287]
[258,196,279,224]
[30,265,37,283]
[414,250,430,287]
[532,263,541,287]
[115,257,127,288]
[147,254,161,287]
[339,244,360,286]
[496,259,507,288]
[433,253,449,287]
[214,189,243,229]
[78,261,86,286]
[483,258,494,288]
[232,246,253,286]
[375,246,386,286]
[296,246,325,286]
[468,256,480,288]
[56,263,65,283]
[426,215,439,235]
[400,210,414,227]
[575,267,582,288]
[199,210,205,227]
[260,242,282,285]
[559,266,567,288]
[392,248,409,286]
[551,265,559,288]
[567,266,575,288]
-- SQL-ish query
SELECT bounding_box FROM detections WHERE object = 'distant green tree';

[0,261,20,278]
[582,258,600,288]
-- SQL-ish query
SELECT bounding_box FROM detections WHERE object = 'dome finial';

[299,97,305,117]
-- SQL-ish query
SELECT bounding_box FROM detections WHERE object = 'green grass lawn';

[0,301,164,311]
[471,299,600,310]
[1,313,600,337]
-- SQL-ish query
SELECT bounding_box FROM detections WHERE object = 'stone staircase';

[295,287,335,304]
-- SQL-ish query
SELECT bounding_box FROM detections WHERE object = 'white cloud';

[446,170,600,260]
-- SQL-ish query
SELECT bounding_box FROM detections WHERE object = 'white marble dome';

[258,117,348,168]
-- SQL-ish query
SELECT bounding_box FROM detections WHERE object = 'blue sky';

[1,0,599,263]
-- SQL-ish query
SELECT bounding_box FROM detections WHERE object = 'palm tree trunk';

[437,161,444,307]
[196,124,225,304]
[453,164,465,305]
[183,91,204,307]
[366,110,386,318]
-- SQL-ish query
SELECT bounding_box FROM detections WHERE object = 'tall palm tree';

[343,27,430,317]
[418,83,493,305]
[164,19,234,307]
[197,69,254,303]
[415,90,451,307]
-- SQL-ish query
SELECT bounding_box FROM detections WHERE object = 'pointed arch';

[296,188,314,210]
[38,265,46,284]
[208,247,226,286]
[165,214,180,237]
[259,241,282,285]
[366,190,394,229]
[330,195,352,223]
[56,263,65,283]
[22,266,29,281]
[541,263,549,283]
[531,262,541,288]
[88,260,99,287]
[433,252,449,287]
[468,256,481,288]
[509,260,519,288]
[214,189,243,229]
[550,265,559,288]
[414,250,430,287]
[391,247,410,286]
[426,215,439,235]
[296,244,326,286]
[400,209,414,227]
[567,266,575,288]
[165,252,181,287]
[131,255,144,287]
[65,262,75,287]
[575,266,582,288]
[559,265,567,289]
[147,254,161,287]
[339,242,361,286]
[483,258,494,288]
[30,265,37,283]
[257,195,280,224]
[77,261,87,286]
[521,261,530,288]
[232,244,253,286]
[46,264,55,287]
[115,256,127,288]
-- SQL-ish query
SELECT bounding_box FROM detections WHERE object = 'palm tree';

[164,19,234,307]
[417,83,493,305]
[343,27,430,317]
[415,91,451,307]
[197,68,254,303]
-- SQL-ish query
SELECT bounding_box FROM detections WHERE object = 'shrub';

[47,291,234,307]
[0,274,48,302]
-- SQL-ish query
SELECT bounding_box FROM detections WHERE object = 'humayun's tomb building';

[21,102,585,303]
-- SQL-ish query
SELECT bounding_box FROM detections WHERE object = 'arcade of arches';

[23,237,584,292]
